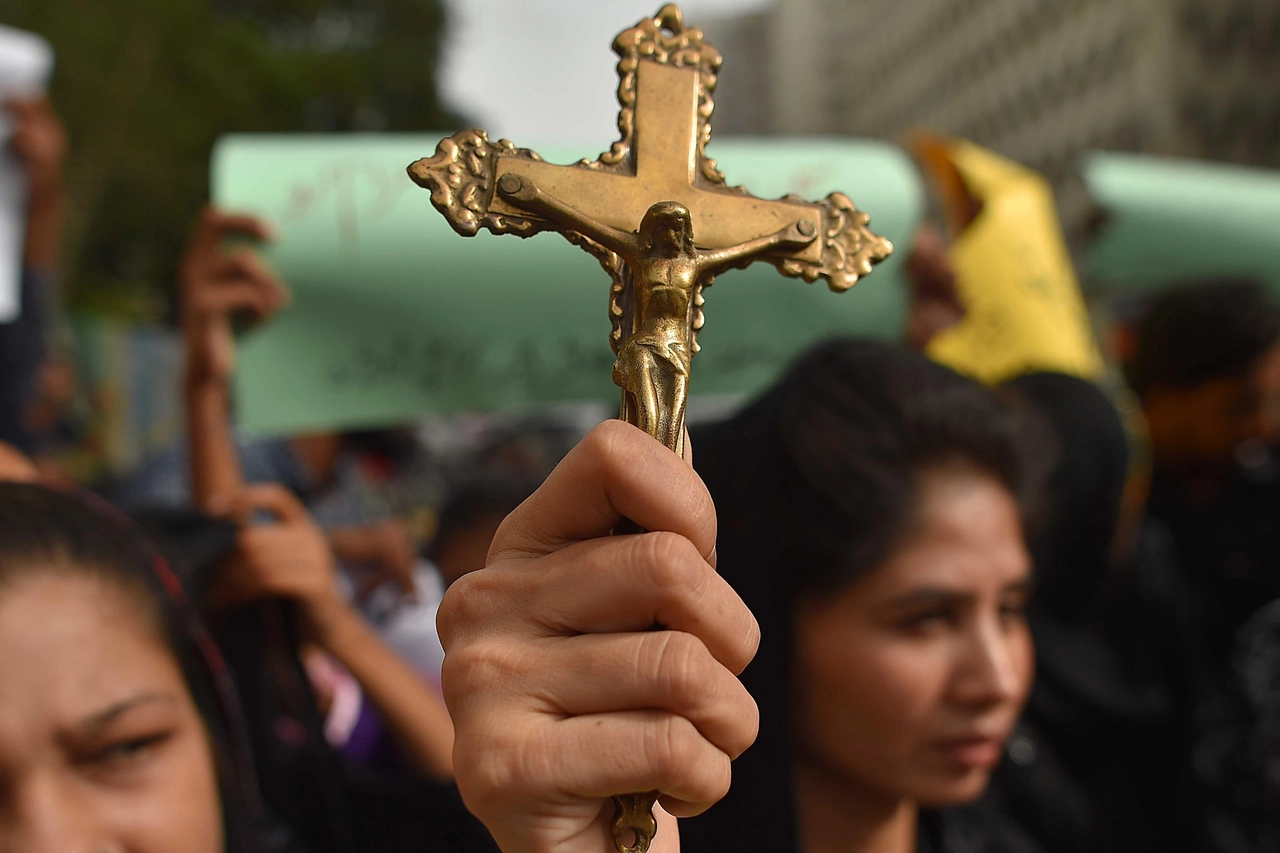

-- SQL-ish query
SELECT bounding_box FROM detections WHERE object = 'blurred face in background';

[1143,343,1280,474]
[0,573,223,853]
[791,466,1034,806]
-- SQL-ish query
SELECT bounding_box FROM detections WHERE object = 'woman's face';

[792,468,1033,806]
[0,574,223,853]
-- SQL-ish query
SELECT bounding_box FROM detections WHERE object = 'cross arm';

[496,174,641,259]
[697,217,818,273]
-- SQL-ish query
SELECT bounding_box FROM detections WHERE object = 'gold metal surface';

[612,792,660,853]
[408,5,892,851]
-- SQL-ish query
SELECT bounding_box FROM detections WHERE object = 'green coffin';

[212,135,923,436]
[1083,152,1280,293]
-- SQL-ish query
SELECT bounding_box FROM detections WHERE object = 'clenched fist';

[438,420,760,853]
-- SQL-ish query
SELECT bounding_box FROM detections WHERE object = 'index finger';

[489,420,716,563]
[233,483,311,526]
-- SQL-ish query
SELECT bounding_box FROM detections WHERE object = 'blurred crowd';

[4,74,1280,853]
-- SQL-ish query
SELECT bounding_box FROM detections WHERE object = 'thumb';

[651,806,680,853]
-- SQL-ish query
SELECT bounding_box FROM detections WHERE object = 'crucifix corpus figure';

[498,173,817,449]
[408,4,892,850]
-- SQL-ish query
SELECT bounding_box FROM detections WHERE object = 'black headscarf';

[992,373,1208,853]
[1002,373,1129,625]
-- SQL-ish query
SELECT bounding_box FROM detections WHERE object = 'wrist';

[22,197,63,269]
[183,366,224,393]
[27,181,63,216]
[304,591,361,651]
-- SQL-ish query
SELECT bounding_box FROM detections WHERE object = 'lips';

[933,734,1005,769]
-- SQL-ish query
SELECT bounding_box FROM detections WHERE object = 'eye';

[998,595,1029,625]
[85,732,173,770]
[899,607,957,633]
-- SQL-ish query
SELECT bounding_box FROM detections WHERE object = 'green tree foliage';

[6,0,462,318]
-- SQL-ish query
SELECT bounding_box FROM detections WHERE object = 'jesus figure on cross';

[497,172,818,452]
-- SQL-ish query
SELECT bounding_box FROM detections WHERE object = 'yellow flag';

[922,139,1102,384]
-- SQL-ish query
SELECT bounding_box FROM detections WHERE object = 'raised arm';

[222,484,455,780]
[180,208,288,511]
[697,217,818,272]
[9,98,66,276]
[497,174,640,258]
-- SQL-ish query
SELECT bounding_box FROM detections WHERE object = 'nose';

[949,616,1028,709]
[8,773,103,853]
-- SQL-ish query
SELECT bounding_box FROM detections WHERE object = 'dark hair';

[339,426,422,469]
[1002,372,1129,623]
[434,475,539,558]
[1124,279,1280,397]
[0,483,264,852]
[697,338,1040,604]
[0,484,165,624]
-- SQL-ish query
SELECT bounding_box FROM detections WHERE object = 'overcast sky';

[439,0,772,149]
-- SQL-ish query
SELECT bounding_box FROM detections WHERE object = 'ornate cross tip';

[781,192,895,292]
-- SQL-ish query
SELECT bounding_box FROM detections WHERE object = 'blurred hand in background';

[180,207,287,389]
[6,97,66,270]
[904,222,965,351]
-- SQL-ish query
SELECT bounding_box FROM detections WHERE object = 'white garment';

[0,26,52,323]
[361,561,447,688]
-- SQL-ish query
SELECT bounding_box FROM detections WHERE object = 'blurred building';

[699,10,775,135]
[703,0,1280,228]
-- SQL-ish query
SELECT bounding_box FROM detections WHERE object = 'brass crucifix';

[408,4,891,851]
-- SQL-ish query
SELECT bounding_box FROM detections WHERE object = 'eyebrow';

[79,692,179,738]
[886,579,1032,610]
[886,588,967,611]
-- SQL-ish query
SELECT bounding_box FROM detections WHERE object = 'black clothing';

[990,522,1205,853]
[994,374,1209,853]
[1146,459,1280,669]
[0,267,49,453]
[142,510,496,853]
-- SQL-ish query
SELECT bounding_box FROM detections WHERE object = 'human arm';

[903,223,964,351]
[0,99,66,452]
[496,173,640,258]
[221,484,454,780]
[7,98,65,272]
[696,216,817,272]
[179,208,287,511]
[438,420,760,853]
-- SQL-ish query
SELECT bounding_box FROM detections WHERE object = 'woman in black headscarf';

[683,339,1045,853]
